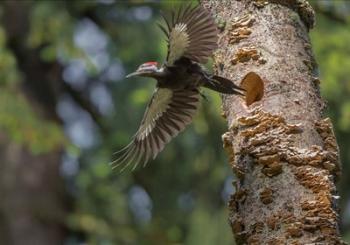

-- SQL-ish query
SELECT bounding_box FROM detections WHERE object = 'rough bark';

[201,0,345,244]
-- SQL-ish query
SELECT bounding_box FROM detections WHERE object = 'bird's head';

[126,61,159,78]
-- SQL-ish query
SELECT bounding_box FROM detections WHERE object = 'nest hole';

[240,72,264,106]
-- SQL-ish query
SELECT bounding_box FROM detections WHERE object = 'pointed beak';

[126,71,139,78]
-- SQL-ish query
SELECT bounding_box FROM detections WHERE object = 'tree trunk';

[0,134,67,245]
[0,1,69,244]
[201,0,345,244]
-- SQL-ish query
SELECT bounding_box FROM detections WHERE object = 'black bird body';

[155,58,205,90]
[158,59,201,89]
[112,4,244,171]
[157,57,240,94]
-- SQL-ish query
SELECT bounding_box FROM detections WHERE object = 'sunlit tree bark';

[202,0,345,243]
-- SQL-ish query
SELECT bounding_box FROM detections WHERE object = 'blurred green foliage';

[0,89,65,154]
[0,26,19,85]
[0,0,349,244]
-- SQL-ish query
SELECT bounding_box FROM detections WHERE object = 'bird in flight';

[112,4,244,171]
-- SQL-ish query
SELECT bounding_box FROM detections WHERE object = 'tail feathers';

[203,75,245,95]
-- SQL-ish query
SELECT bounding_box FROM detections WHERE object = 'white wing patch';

[167,23,189,65]
[136,88,173,140]
[160,5,219,65]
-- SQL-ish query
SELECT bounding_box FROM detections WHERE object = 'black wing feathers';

[111,88,200,171]
[159,4,219,65]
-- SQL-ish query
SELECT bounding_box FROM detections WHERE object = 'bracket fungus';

[229,14,255,44]
[224,107,343,244]
[259,187,274,204]
[232,14,255,29]
[253,0,269,8]
[231,47,265,65]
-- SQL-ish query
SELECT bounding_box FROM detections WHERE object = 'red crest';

[144,61,158,66]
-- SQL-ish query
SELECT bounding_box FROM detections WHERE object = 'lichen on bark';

[202,0,345,244]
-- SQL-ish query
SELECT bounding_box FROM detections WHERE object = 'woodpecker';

[112,4,244,171]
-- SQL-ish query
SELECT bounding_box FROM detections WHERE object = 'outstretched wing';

[111,87,200,171]
[159,4,219,65]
